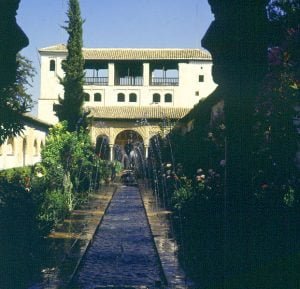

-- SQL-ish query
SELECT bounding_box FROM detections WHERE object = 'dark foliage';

[151,2,300,288]
[0,54,35,144]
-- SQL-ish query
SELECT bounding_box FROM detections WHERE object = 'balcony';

[151,77,179,86]
[84,77,108,86]
[116,76,143,86]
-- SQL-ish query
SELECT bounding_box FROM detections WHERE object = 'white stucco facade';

[38,45,217,125]
[37,45,217,162]
[0,115,50,170]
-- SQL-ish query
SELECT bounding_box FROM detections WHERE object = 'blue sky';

[17,0,213,113]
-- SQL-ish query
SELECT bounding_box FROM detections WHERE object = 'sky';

[17,0,214,114]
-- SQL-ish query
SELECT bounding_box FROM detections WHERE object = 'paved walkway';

[70,185,165,288]
[28,185,116,289]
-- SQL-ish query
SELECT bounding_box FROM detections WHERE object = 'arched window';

[34,139,38,156]
[129,93,137,102]
[94,93,102,102]
[50,59,56,71]
[153,93,160,103]
[117,93,125,102]
[164,93,172,103]
[84,93,90,102]
[7,137,14,155]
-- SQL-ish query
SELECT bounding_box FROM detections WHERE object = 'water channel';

[69,185,165,288]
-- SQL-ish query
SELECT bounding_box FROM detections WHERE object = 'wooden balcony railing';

[84,77,108,85]
[151,77,179,86]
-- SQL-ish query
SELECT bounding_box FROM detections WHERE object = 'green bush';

[37,189,69,227]
[0,122,114,236]
[113,160,123,174]
[0,166,32,187]
[41,121,94,209]
[171,179,193,210]
[0,166,33,207]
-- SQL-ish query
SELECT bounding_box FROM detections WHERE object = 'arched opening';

[114,130,145,171]
[34,139,38,156]
[94,93,102,102]
[129,93,137,102]
[153,93,160,103]
[95,135,109,160]
[164,93,172,103]
[50,59,56,71]
[117,92,125,102]
[84,93,90,102]
[22,138,27,166]
[7,137,14,155]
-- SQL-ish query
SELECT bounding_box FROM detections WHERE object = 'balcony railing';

[116,76,143,86]
[84,77,108,86]
[151,77,179,86]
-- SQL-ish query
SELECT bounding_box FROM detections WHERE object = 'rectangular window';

[199,75,204,82]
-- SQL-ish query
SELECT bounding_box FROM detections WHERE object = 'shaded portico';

[89,106,190,162]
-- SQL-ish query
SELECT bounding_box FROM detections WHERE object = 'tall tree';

[56,0,85,132]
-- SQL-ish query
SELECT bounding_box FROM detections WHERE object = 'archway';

[22,138,27,166]
[114,130,144,170]
[95,135,109,160]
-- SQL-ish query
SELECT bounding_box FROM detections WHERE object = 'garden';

[147,2,300,286]
[0,121,121,288]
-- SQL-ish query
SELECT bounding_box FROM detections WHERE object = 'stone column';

[143,63,150,86]
[109,144,114,161]
[144,144,149,159]
[108,63,115,86]
[202,1,268,287]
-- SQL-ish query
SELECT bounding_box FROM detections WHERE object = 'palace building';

[0,114,50,170]
[38,44,217,161]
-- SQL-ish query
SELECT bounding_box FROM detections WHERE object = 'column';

[108,63,115,86]
[144,144,149,159]
[109,144,114,161]
[143,62,150,86]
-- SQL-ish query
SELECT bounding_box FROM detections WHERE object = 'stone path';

[140,183,196,289]
[70,185,165,289]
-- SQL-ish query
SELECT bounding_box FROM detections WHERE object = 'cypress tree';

[56,0,85,132]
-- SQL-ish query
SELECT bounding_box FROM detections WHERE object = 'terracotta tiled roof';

[23,113,52,128]
[39,44,211,60]
[86,106,191,120]
[39,44,67,52]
